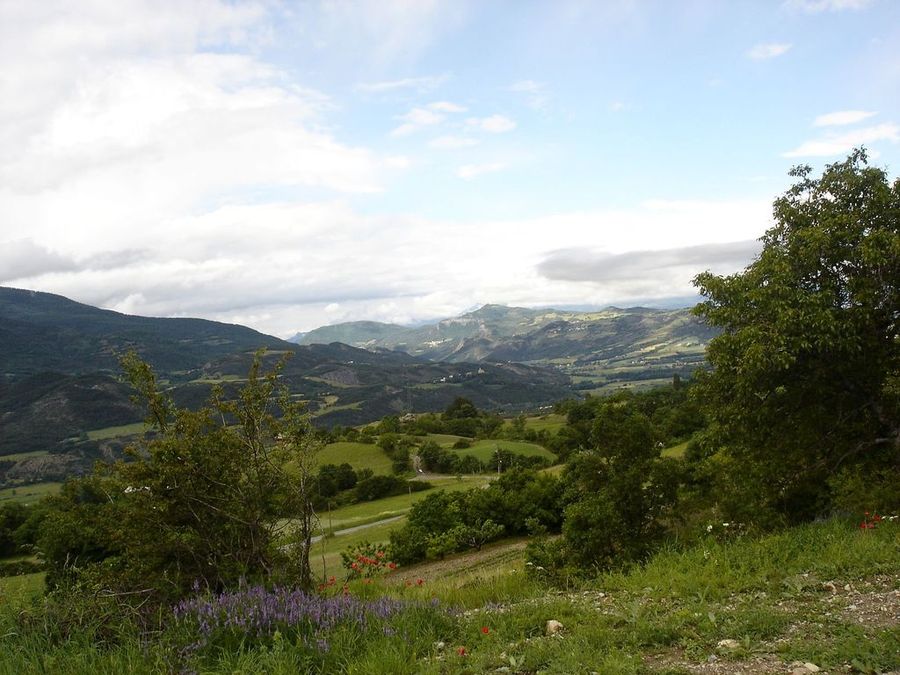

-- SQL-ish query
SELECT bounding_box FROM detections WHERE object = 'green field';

[0,449,50,462]
[315,442,393,474]
[522,413,566,433]
[662,440,689,458]
[540,463,565,476]
[86,422,148,440]
[316,475,491,531]
[0,572,45,606]
[453,440,555,463]
[0,482,62,504]
[424,433,469,447]
[302,475,493,578]
[312,519,402,579]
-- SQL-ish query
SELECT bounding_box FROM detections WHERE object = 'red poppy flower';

[481,626,490,634]
[457,647,467,656]
[416,578,424,586]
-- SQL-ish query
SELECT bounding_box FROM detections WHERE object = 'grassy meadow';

[1,518,896,674]
[0,482,62,505]
[453,439,555,463]
[315,441,393,474]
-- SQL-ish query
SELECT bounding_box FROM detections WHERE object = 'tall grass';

[0,518,896,674]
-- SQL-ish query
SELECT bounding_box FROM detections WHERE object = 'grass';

[0,519,897,674]
[522,414,566,433]
[0,450,50,462]
[315,442,393,474]
[453,440,555,463]
[312,519,404,580]
[661,440,689,458]
[293,475,493,578]
[85,422,148,440]
[424,433,469,447]
[0,572,44,606]
[0,482,62,504]
[314,475,491,531]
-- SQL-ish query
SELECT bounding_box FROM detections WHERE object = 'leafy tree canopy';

[693,149,899,522]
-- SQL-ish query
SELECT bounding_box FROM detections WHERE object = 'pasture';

[0,482,62,505]
[452,440,555,463]
[315,441,393,474]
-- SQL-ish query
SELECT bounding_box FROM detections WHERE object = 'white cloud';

[428,135,479,149]
[390,106,450,136]
[509,80,543,94]
[355,75,447,93]
[509,80,548,110]
[783,123,900,157]
[783,0,871,12]
[466,115,517,133]
[383,155,412,169]
[747,43,792,60]
[813,110,877,127]
[0,0,807,339]
[9,193,773,336]
[428,101,466,113]
[456,162,508,179]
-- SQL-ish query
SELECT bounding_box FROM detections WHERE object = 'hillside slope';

[0,290,574,478]
[0,286,292,380]
[295,304,717,391]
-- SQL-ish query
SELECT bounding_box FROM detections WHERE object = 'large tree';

[693,149,899,522]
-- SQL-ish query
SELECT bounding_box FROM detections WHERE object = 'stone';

[545,619,564,635]
[823,581,837,593]
[716,638,741,650]
[803,663,821,672]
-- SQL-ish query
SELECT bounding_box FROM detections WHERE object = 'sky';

[1,0,898,338]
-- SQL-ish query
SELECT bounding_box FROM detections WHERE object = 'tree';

[39,351,322,601]
[442,397,479,420]
[556,407,680,570]
[693,150,899,522]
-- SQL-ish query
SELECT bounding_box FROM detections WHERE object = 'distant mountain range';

[0,288,574,485]
[293,304,716,381]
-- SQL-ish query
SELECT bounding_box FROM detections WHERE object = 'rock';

[843,583,852,591]
[707,654,719,663]
[823,581,837,593]
[545,619,564,635]
[716,638,741,650]
[435,641,445,651]
[803,663,821,672]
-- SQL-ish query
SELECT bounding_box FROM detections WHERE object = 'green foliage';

[339,540,395,578]
[389,470,562,565]
[693,150,900,524]
[37,351,322,603]
[0,502,28,557]
[530,397,683,576]
[443,397,479,420]
[353,475,430,502]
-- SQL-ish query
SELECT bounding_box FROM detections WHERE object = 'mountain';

[293,304,717,388]
[0,286,293,381]
[0,289,573,484]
